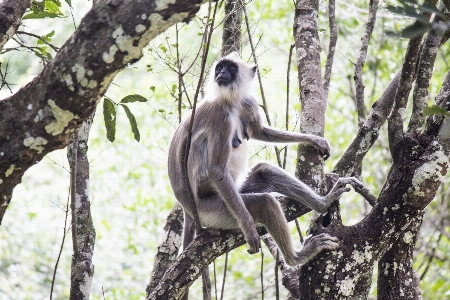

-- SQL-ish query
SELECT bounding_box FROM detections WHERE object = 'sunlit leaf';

[119,94,147,103]
[23,11,62,20]
[103,97,116,142]
[120,104,140,142]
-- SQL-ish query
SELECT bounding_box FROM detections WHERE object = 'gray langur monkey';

[168,52,363,267]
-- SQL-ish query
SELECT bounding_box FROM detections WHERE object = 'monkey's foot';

[289,233,339,266]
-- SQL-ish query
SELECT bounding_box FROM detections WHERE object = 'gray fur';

[168,52,363,270]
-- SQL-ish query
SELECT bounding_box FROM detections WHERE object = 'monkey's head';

[206,52,257,101]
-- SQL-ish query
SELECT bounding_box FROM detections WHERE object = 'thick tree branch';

[146,203,184,296]
[146,201,310,298]
[407,11,446,133]
[333,70,401,177]
[0,0,31,51]
[388,0,438,158]
[0,0,208,224]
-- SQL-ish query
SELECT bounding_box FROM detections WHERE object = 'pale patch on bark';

[412,150,448,196]
[5,165,15,177]
[23,136,48,154]
[45,100,78,135]
[155,0,176,11]
[339,277,356,297]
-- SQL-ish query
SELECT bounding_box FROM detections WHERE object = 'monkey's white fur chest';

[228,114,248,187]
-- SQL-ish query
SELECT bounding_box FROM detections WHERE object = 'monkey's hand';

[324,177,364,207]
[292,233,339,266]
[306,135,331,160]
[244,225,261,254]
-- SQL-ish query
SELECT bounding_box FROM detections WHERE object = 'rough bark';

[221,0,242,56]
[0,0,207,224]
[293,0,326,191]
[378,214,424,300]
[0,0,31,51]
[408,9,445,133]
[67,116,96,300]
[146,204,184,296]
[298,134,449,298]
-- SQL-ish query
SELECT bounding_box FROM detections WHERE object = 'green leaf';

[120,104,140,142]
[159,45,167,53]
[65,0,72,7]
[37,31,55,45]
[119,94,147,104]
[103,97,117,142]
[23,11,62,20]
[423,105,450,117]
[150,86,156,92]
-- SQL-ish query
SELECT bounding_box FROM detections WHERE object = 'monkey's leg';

[198,193,314,266]
[240,162,363,213]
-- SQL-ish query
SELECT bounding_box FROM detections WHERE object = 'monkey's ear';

[252,65,257,77]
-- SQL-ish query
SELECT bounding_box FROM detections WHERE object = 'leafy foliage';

[24,0,65,20]
[102,95,147,142]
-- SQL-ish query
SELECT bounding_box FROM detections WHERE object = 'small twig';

[0,59,14,93]
[213,261,218,300]
[220,252,229,300]
[69,133,79,257]
[50,194,70,300]
[260,248,264,300]
[275,249,280,300]
[323,0,337,97]
[175,24,183,124]
[354,0,379,128]
[283,44,295,169]
[420,231,442,280]
[16,30,60,51]
[294,219,304,243]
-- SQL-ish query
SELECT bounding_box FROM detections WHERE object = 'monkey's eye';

[229,65,236,72]
[216,64,223,71]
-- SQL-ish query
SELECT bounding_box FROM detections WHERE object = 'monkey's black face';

[215,60,238,87]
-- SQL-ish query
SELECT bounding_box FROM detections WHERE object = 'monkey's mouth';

[216,77,231,86]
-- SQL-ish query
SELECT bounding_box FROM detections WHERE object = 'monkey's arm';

[252,126,330,158]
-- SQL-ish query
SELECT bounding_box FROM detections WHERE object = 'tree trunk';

[67,116,96,300]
